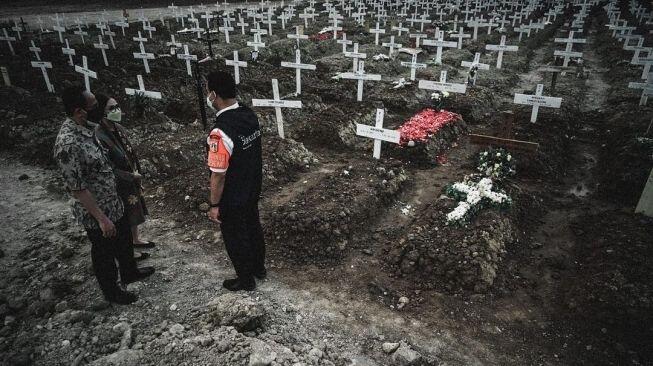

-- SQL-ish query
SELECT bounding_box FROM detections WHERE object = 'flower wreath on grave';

[397,107,461,146]
[444,175,512,225]
[310,29,343,41]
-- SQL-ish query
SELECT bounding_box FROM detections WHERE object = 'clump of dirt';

[385,197,515,293]
[563,211,653,365]
[266,160,408,264]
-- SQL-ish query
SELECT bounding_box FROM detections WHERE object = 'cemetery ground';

[1,2,653,366]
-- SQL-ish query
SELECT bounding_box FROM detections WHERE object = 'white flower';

[466,189,482,205]
[496,152,501,157]
[431,92,442,100]
[442,91,450,98]
[373,53,390,61]
[447,202,471,222]
[507,154,512,161]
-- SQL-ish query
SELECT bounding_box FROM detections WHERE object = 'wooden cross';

[133,42,155,74]
[74,23,88,44]
[633,55,653,80]
[400,53,427,81]
[485,35,519,69]
[219,18,234,43]
[29,40,42,61]
[246,32,265,52]
[554,31,586,69]
[469,111,539,154]
[104,26,116,49]
[226,50,247,84]
[392,22,408,36]
[125,75,163,99]
[418,70,467,94]
[133,31,148,48]
[62,39,76,66]
[11,20,23,40]
[382,35,401,57]
[628,72,653,106]
[461,52,490,86]
[0,29,16,56]
[423,31,457,64]
[115,17,130,36]
[409,33,427,48]
[369,22,386,46]
[31,61,55,93]
[450,26,471,49]
[261,10,277,36]
[281,49,316,95]
[336,61,382,102]
[355,108,400,159]
[143,21,157,39]
[177,44,198,76]
[236,15,248,35]
[167,34,182,55]
[344,42,367,72]
[251,78,302,139]
[74,56,97,92]
[52,14,66,43]
[288,25,309,48]
[513,84,562,123]
[93,36,110,67]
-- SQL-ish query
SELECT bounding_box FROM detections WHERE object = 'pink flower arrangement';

[310,31,343,41]
[398,108,461,146]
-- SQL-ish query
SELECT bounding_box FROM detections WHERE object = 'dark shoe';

[134,252,150,262]
[105,290,138,305]
[122,266,155,285]
[133,241,156,249]
[254,269,267,280]
[222,278,255,291]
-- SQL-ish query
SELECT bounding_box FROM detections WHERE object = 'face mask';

[206,91,216,111]
[107,108,122,122]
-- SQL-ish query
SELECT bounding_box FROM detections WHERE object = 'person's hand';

[207,206,221,223]
[98,216,117,238]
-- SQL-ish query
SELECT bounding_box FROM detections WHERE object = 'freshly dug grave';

[265,160,408,264]
[384,195,516,293]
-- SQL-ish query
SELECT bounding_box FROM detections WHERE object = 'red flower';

[309,31,343,41]
[398,108,461,146]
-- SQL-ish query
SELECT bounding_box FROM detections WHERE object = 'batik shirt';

[53,118,124,230]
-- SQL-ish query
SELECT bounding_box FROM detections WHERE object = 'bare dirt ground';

[1,2,652,366]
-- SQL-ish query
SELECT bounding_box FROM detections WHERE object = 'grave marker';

[125,75,163,99]
[133,42,155,74]
[355,108,400,159]
[93,36,110,67]
[418,70,467,94]
[485,35,519,69]
[62,39,76,66]
[369,22,386,46]
[0,29,16,56]
[226,50,247,84]
[251,78,302,139]
[74,56,97,92]
[337,61,382,102]
[400,53,426,81]
[423,31,457,64]
[513,84,562,123]
[628,72,653,106]
[461,52,490,85]
[31,61,55,93]
[382,35,401,57]
[29,40,42,61]
[344,42,367,72]
[177,44,197,76]
[167,34,182,55]
[450,26,471,49]
[281,49,316,95]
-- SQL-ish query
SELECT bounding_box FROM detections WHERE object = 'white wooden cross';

[177,44,197,76]
[625,38,651,64]
[236,15,248,35]
[299,8,316,28]
[167,34,182,55]
[344,42,367,72]
[74,56,97,92]
[514,25,530,41]
[461,52,490,86]
[29,40,42,61]
[288,25,309,48]
[115,17,130,36]
[418,70,468,95]
[337,61,382,102]
[226,50,247,84]
[105,26,117,49]
[251,78,302,139]
[467,19,483,40]
[133,31,148,49]
[31,61,55,93]
[133,42,155,74]
[628,72,653,106]
[450,26,471,49]
[423,31,457,64]
[413,13,430,32]
[11,20,23,40]
[262,10,277,36]
[62,39,76,66]
[125,75,163,99]
[219,19,234,43]
[328,13,344,40]
[485,35,519,69]
[513,84,562,123]
[392,22,408,36]
[409,33,427,48]
[382,35,401,57]
[369,22,386,46]
[554,31,586,68]
[633,54,653,80]
[281,49,316,95]
[355,108,400,159]
[52,14,66,43]
[201,10,215,29]
[400,53,427,81]
[93,36,110,67]
[74,23,88,44]
[143,21,157,39]
[0,29,16,56]
[247,32,266,52]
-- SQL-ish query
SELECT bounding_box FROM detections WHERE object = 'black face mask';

[86,106,104,123]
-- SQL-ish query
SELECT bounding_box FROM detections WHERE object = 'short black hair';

[62,85,87,117]
[95,93,110,112]
[206,70,236,99]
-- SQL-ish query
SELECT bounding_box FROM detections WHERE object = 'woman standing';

[94,94,156,257]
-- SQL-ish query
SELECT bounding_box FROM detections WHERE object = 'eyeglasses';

[107,105,120,111]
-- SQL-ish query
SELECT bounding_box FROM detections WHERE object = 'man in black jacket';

[205,71,266,291]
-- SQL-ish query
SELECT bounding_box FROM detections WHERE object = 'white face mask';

[206,91,216,111]
[106,107,122,122]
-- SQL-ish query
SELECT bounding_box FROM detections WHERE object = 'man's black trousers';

[219,203,266,281]
[86,216,138,297]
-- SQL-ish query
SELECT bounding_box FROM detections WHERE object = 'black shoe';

[222,278,256,291]
[133,241,156,249]
[254,269,267,280]
[105,290,138,305]
[134,252,150,262]
[122,266,155,285]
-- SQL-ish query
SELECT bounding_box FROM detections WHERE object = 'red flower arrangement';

[398,108,461,146]
[309,31,343,41]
